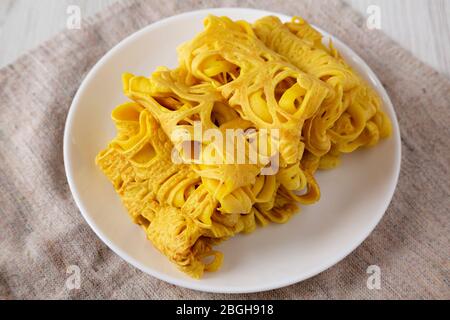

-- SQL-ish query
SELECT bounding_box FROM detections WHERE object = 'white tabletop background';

[0,0,449,78]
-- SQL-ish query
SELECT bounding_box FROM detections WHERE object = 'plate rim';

[63,7,402,294]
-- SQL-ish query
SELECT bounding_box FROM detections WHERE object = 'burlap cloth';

[0,0,448,299]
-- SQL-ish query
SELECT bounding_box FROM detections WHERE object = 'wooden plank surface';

[0,0,449,77]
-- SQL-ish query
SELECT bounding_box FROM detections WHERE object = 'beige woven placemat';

[0,0,449,299]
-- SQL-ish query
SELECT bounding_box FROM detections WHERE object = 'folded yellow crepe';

[95,15,391,278]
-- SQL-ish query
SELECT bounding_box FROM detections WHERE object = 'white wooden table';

[1,0,449,78]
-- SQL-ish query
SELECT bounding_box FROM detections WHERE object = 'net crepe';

[95,15,391,278]
[253,16,391,169]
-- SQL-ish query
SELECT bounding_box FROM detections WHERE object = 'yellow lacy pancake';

[95,14,391,279]
[96,103,299,278]
[178,15,330,166]
[122,69,263,214]
[253,16,391,168]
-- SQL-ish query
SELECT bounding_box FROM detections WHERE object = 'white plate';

[64,8,401,293]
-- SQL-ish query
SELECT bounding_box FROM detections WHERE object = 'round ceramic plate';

[64,8,401,293]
